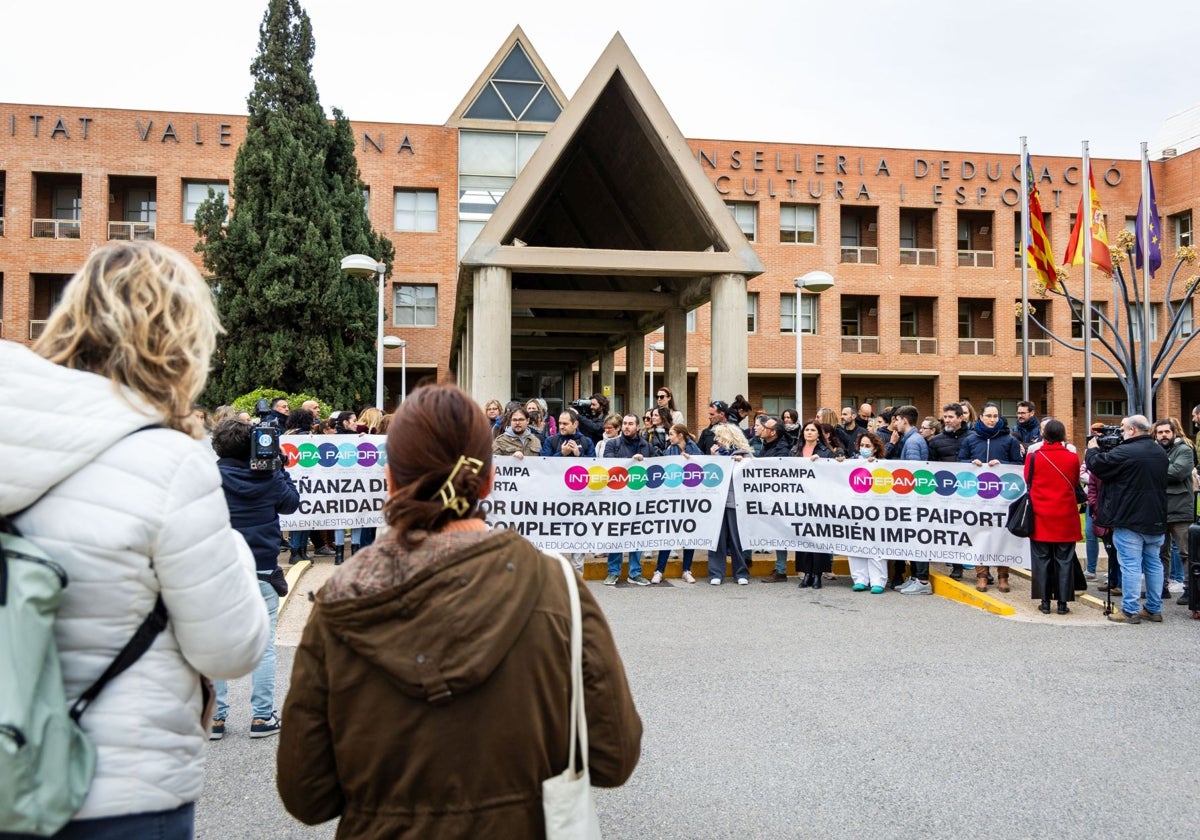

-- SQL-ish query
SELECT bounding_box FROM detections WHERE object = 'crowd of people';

[485,391,1198,622]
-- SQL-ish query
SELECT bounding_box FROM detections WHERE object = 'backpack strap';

[69,595,168,722]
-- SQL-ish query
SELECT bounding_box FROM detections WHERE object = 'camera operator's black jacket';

[217,458,302,574]
[1084,434,1168,534]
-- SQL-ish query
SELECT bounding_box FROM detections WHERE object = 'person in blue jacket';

[211,417,301,740]
[958,402,1023,593]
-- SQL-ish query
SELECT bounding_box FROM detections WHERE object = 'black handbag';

[1006,454,1035,538]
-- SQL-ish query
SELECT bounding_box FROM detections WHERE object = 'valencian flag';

[1135,166,1162,278]
[1063,166,1113,275]
[1025,154,1058,291]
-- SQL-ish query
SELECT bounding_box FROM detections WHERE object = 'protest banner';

[734,458,1031,569]
[278,435,388,530]
[482,456,732,552]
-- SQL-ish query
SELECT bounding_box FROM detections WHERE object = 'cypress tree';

[195,0,394,408]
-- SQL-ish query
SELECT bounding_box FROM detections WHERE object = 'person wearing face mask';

[958,402,1023,592]
[839,433,889,593]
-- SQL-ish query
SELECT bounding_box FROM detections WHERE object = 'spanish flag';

[1025,156,1058,291]
[1063,166,1113,275]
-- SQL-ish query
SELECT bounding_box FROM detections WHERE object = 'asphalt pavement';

[198,556,1200,839]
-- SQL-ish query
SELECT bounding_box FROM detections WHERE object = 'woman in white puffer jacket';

[0,242,269,838]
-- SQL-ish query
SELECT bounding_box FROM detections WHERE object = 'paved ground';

[198,554,1200,839]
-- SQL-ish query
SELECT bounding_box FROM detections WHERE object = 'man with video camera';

[209,417,301,738]
[1085,414,1169,624]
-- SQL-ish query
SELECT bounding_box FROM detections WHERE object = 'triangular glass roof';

[464,42,562,122]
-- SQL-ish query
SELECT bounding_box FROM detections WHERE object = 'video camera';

[250,398,283,471]
[1089,423,1122,452]
[570,398,595,416]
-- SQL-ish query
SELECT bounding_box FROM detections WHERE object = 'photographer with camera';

[210,417,301,739]
[571,393,609,443]
[1085,415,1169,624]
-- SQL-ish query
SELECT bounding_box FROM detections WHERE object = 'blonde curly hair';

[33,241,222,438]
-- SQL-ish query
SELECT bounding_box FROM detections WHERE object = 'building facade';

[2,28,1198,442]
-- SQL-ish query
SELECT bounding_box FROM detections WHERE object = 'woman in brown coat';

[277,385,642,839]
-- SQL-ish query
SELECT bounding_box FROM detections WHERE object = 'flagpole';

[1141,141,1153,418]
[1019,137,1031,403]
[1082,142,1093,434]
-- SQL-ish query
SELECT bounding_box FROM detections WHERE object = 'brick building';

[2,27,1198,443]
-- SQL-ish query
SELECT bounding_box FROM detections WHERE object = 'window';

[841,214,860,247]
[1071,302,1105,339]
[183,181,228,222]
[1124,216,1137,235]
[841,298,860,336]
[986,398,1022,424]
[957,217,972,251]
[394,189,437,232]
[458,131,544,257]
[124,189,156,223]
[1095,399,1128,416]
[747,292,759,333]
[958,300,973,338]
[53,186,81,220]
[779,203,817,244]
[727,202,756,241]
[1177,300,1193,338]
[760,395,791,416]
[392,284,437,327]
[899,300,917,338]
[1173,211,1192,248]
[686,309,696,333]
[1129,303,1161,342]
[900,215,916,249]
[781,293,817,335]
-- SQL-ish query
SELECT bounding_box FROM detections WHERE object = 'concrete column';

[599,350,615,406]
[626,333,645,419]
[664,306,688,424]
[710,273,749,402]
[470,266,511,402]
[461,308,473,394]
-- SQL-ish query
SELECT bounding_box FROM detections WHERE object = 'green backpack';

[0,511,167,836]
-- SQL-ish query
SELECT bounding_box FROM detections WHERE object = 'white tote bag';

[542,556,603,840]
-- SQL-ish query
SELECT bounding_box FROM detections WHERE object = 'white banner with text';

[277,434,387,530]
[733,458,1032,569]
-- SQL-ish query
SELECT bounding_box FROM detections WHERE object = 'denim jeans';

[6,803,195,839]
[656,548,694,573]
[215,580,278,721]
[774,550,792,574]
[607,552,643,578]
[288,529,309,551]
[1112,528,1165,616]
[1084,509,1099,574]
[333,528,363,546]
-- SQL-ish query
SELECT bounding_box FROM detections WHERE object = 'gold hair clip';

[438,455,484,516]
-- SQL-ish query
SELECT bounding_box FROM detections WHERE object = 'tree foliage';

[195,0,394,408]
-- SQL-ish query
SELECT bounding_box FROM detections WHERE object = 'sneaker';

[851,583,868,592]
[901,580,932,596]
[650,571,664,584]
[314,546,336,557]
[1108,610,1141,624]
[1138,608,1163,623]
[897,577,920,593]
[682,570,696,584]
[1083,571,1097,581]
[709,578,722,586]
[250,712,281,738]
[736,577,749,585]
[628,575,651,587]
[603,574,618,586]
[209,718,226,741]
[762,571,788,583]
[869,585,885,594]
[1167,580,1185,594]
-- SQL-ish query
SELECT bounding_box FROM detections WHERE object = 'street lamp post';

[383,336,406,408]
[793,271,835,421]
[648,340,664,409]
[340,254,387,409]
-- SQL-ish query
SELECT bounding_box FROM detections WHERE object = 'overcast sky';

[3,0,1192,160]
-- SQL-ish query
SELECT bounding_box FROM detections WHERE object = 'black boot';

[812,572,822,589]
[334,546,344,565]
[351,543,361,556]
[949,564,964,580]
[799,573,814,588]
[289,548,301,564]
[1038,600,1051,614]
[299,545,310,560]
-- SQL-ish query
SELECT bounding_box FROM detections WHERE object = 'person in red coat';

[1025,419,1084,614]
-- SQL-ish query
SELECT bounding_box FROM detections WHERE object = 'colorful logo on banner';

[846,467,1025,499]
[280,440,386,469]
[562,461,725,492]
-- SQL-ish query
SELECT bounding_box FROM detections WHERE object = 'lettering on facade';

[698,147,1125,209]
[363,132,415,154]
[4,112,236,148]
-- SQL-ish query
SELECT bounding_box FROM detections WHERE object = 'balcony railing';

[29,320,48,341]
[107,221,156,241]
[840,246,879,265]
[32,219,81,239]
[1016,339,1051,356]
[957,249,994,268]
[899,337,938,354]
[841,335,879,354]
[899,248,937,266]
[958,338,995,355]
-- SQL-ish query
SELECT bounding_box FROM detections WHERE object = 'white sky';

[2,0,1193,160]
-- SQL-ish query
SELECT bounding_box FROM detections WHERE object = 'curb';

[277,559,312,614]
[927,572,1016,616]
